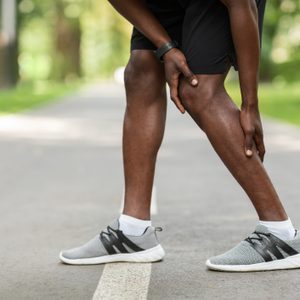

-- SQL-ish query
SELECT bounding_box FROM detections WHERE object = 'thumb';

[180,62,198,87]
[245,133,254,157]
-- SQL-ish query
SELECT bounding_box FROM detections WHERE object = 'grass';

[226,82,300,126]
[0,81,81,114]
[0,80,299,127]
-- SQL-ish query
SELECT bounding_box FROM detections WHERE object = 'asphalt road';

[1,83,300,300]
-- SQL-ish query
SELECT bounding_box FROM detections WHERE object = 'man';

[60,0,300,272]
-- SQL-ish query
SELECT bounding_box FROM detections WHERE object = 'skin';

[108,0,288,221]
[223,0,266,158]
[123,52,167,218]
[179,73,286,221]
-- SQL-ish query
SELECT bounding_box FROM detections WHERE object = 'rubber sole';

[59,244,165,265]
[206,253,300,272]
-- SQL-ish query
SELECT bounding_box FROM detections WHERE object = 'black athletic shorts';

[130,0,266,74]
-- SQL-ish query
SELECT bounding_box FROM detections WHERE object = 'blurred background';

[0,0,299,124]
[1,2,300,299]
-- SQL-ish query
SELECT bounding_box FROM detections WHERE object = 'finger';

[254,132,266,162]
[170,79,185,114]
[245,132,254,157]
[179,61,198,87]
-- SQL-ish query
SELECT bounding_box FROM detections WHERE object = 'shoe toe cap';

[206,242,266,267]
[59,247,82,260]
[59,235,105,262]
[206,255,224,266]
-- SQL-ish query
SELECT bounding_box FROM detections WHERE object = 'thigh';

[182,0,266,75]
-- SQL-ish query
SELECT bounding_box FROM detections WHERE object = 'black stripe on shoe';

[245,232,298,262]
[99,226,144,255]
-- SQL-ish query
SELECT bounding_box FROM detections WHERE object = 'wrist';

[155,38,172,48]
[241,99,259,110]
[155,40,178,61]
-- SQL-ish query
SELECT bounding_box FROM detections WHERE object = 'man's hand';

[240,105,265,161]
[163,48,198,114]
[107,0,198,114]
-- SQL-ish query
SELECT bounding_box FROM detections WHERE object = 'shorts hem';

[131,43,156,52]
[190,63,238,75]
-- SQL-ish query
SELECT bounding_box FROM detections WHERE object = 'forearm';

[222,0,260,108]
[108,0,171,48]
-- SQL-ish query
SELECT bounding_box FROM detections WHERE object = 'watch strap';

[155,40,178,61]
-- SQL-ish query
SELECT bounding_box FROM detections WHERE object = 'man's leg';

[59,51,167,264]
[179,73,287,222]
[122,50,167,221]
[179,73,300,272]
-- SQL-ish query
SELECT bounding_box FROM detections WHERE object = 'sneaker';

[206,225,300,272]
[59,220,165,265]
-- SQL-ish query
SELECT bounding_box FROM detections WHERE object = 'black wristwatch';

[155,40,178,61]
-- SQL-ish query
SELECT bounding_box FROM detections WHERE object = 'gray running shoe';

[206,225,300,272]
[59,220,165,265]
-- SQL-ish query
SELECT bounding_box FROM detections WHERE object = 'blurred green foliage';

[2,0,300,82]
[0,81,80,113]
[0,0,300,123]
[262,0,300,82]
[227,82,300,126]
[18,0,131,81]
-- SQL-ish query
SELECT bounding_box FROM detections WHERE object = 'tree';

[261,0,300,81]
[51,0,82,80]
[0,0,19,88]
[19,0,83,81]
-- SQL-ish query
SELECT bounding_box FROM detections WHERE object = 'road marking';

[92,263,152,300]
[120,186,158,215]
[97,186,157,300]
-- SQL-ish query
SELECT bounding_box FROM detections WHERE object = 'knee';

[124,51,165,98]
[179,76,220,113]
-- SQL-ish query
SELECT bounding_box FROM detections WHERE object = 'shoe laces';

[245,231,271,245]
[100,226,115,238]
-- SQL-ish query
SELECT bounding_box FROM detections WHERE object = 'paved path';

[1,83,300,300]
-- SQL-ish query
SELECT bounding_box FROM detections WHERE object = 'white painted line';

[92,263,152,300]
[151,186,158,215]
[119,186,158,215]
[98,186,157,299]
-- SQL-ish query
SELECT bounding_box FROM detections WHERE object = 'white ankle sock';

[118,214,151,236]
[259,218,295,240]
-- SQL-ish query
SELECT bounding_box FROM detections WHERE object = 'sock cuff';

[259,218,293,229]
[119,214,151,226]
